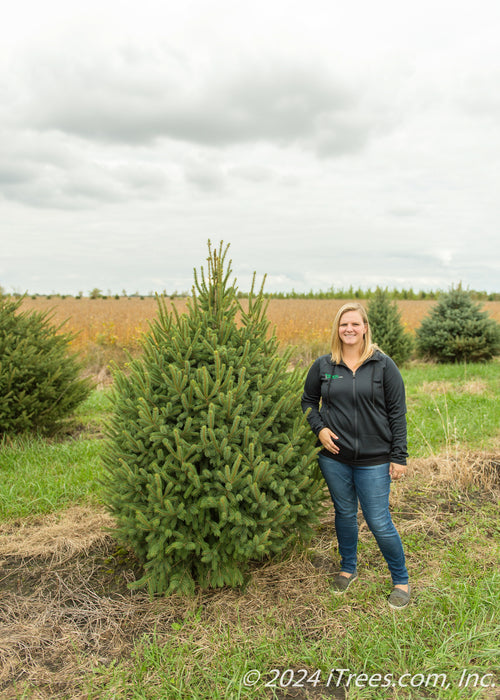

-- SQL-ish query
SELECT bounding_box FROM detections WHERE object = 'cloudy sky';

[1,0,499,295]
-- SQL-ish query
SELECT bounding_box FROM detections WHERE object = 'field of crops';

[19,296,500,358]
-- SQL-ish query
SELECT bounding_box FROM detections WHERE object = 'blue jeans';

[318,454,408,585]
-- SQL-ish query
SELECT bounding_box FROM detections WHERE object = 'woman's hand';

[318,427,340,455]
[390,463,407,480]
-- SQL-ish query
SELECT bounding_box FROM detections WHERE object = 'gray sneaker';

[388,585,411,609]
[330,571,358,593]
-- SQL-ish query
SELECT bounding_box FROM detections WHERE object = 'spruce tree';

[0,294,92,436]
[416,285,500,362]
[102,242,324,596]
[367,287,413,366]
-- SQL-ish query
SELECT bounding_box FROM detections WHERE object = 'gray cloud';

[228,164,276,183]
[0,162,36,186]
[17,42,380,157]
[0,126,169,208]
[184,164,225,193]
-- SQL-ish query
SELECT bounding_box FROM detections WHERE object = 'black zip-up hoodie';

[301,350,408,466]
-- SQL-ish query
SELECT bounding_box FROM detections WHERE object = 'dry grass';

[405,451,500,493]
[419,379,491,396]
[19,297,500,357]
[16,296,500,376]
[0,507,342,699]
[0,506,113,559]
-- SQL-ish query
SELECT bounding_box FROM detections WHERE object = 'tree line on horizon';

[3,285,500,302]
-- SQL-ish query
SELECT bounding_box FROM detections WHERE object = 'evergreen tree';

[367,287,414,366]
[416,285,500,362]
[102,242,324,596]
[0,294,93,436]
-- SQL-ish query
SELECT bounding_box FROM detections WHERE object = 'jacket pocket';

[363,433,392,456]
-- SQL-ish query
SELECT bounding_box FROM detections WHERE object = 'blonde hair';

[330,302,378,364]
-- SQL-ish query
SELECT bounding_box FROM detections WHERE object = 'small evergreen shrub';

[367,287,413,366]
[416,285,500,362]
[102,243,324,596]
[0,294,93,436]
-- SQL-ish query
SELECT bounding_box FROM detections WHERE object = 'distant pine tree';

[0,294,92,436]
[102,242,324,596]
[367,287,414,366]
[416,285,500,362]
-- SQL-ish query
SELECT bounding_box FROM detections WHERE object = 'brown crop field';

[19,296,500,367]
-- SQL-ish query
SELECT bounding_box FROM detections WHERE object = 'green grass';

[0,391,110,520]
[402,361,500,456]
[0,438,103,519]
[71,386,112,422]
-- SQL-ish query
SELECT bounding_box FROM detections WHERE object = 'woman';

[301,302,410,609]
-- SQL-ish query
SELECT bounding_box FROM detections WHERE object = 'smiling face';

[338,310,367,350]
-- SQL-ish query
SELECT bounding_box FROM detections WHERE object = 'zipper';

[326,363,336,438]
[352,370,359,459]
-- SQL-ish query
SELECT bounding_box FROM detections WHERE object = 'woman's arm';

[383,357,408,466]
[301,358,326,436]
[301,358,340,454]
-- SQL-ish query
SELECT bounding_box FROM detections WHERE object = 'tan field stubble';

[19,297,500,359]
